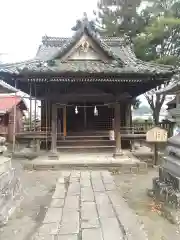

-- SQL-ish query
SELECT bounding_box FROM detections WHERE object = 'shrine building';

[0,18,175,157]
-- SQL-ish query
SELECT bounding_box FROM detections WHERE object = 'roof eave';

[36,70,172,77]
[0,81,17,93]
[157,81,180,95]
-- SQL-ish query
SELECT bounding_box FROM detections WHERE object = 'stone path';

[32,171,148,240]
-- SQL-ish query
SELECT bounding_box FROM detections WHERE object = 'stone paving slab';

[32,235,55,240]
[81,202,100,229]
[56,235,78,240]
[59,210,79,235]
[52,184,66,199]
[32,170,148,240]
[38,223,59,235]
[81,187,94,202]
[43,208,62,224]
[101,217,124,240]
[63,196,80,211]
[50,198,64,208]
[82,228,103,240]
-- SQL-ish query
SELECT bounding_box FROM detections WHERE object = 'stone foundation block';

[0,158,21,226]
[130,167,138,174]
[138,162,147,173]
[48,152,59,160]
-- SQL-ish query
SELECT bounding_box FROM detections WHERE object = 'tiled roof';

[3,60,173,76]
[0,18,176,78]
[0,95,27,113]
[167,97,176,105]
[36,36,127,60]
[0,80,17,93]
[157,81,180,94]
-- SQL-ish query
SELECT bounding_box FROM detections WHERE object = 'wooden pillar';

[126,102,133,149]
[48,103,58,159]
[12,79,17,153]
[126,103,131,129]
[84,103,87,129]
[29,83,32,131]
[113,102,123,157]
[63,106,67,137]
[34,83,37,131]
[51,103,57,153]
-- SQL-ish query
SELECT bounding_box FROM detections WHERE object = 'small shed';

[0,95,27,141]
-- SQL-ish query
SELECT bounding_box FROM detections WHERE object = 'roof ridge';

[42,35,125,40]
[41,35,127,46]
[48,19,125,65]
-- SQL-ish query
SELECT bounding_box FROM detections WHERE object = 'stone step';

[66,131,109,136]
[59,135,110,140]
[57,145,115,149]
[57,139,115,146]
[23,160,147,173]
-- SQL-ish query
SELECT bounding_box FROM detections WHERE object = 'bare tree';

[144,84,167,124]
[144,75,179,124]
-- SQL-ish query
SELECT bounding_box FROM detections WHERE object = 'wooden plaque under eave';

[146,127,168,143]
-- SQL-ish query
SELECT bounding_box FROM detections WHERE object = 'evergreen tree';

[94,0,180,123]
[134,0,180,123]
[94,0,144,37]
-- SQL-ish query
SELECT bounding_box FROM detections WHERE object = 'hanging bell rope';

[75,106,78,114]
[94,106,98,116]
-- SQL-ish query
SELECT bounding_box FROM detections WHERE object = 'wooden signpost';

[146,127,168,165]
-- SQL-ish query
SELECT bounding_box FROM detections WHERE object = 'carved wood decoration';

[61,35,109,61]
[81,40,90,52]
[69,45,101,60]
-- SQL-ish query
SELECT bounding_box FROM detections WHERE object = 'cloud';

[0,0,98,62]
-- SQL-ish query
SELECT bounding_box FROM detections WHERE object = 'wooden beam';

[84,103,87,129]
[125,102,131,128]
[34,83,37,131]
[39,92,132,103]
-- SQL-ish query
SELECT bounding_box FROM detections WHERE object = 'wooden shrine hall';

[0,17,175,157]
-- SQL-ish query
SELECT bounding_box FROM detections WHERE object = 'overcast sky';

[0,0,172,109]
[0,0,98,62]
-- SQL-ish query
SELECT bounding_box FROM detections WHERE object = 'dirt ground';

[0,161,180,240]
[114,169,180,240]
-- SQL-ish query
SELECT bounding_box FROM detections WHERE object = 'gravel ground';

[0,160,61,240]
[114,169,180,240]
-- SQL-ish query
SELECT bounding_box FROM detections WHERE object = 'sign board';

[146,127,168,143]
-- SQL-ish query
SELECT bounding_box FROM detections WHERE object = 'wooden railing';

[132,122,174,137]
[19,122,175,137]
[0,125,8,135]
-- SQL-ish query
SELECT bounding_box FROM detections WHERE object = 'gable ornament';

[81,40,90,52]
